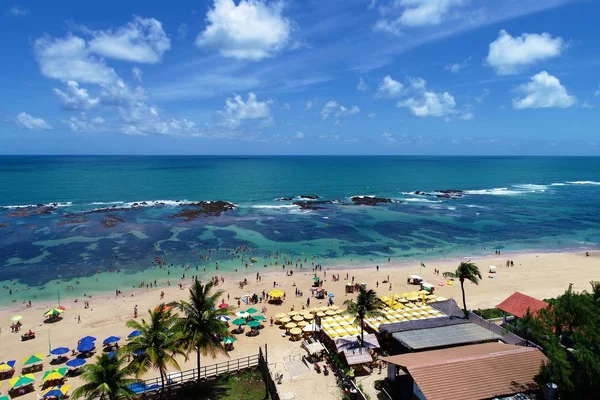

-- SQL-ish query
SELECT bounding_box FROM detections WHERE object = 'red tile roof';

[383,343,547,400]
[496,292,549,319]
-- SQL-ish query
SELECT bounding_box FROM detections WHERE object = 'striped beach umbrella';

[22,354,44,366]
[10,374,35,389]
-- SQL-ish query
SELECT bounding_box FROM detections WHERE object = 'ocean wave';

[464,188,522,196]
[3,201,73,209]
[513,184,548,191]
[550,183,567,186]
[567,181,600,185]
[465,204,486,209]
[402,198,442,203]
[251,205,300,209]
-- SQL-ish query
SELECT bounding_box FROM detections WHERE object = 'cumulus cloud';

[9,6,29,16]
[487,30,564,75]
[444,57,470,73]
[320,101,360,120]
[53,81,100,110]
[16,112,52,130]
[368,112,377,118]
[100,79,147,105]
[132,67,143,82]
[357,77,369,91]
[295,131,304,139]
[118,102,197,136]
[512,71,576,109]
[397,77,457,117]
[88,16,170,64]
[34,34,119,85]
[305,101,313,110]
[196,0,292,60]
[374,0,466,35]
[63,115,106,132]
[376,75,404,98]
[218,92,273,128]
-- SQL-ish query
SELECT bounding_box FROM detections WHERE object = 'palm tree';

[169,280,233,379]
[125,305,186,392]
[72,353,139,400]
[443,261,482,317]
[343,287,385,347]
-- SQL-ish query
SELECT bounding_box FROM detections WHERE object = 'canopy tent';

[103,336,121,345]
[43,385,71,398]
[77,341,95,353]
[50,347,70,356]
[42,368,67,383]
[9,374,35,389]
[304,342,325,355]
[65,359,86,368]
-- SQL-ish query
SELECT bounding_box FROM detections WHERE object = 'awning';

[343,350,373,366]
[304,342,325,355]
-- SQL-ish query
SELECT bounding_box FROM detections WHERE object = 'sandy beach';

[1,250,598,399]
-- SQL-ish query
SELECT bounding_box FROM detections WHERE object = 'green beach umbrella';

[10,374,35,389]
[252,315,266,321]
[42,368,68,383]
[247,320,261,328]
[223,337,236,345]
[313,276,320,281]
[22,353,44,366]
[245,308,258,314]
[1,395,10,400]
[232,318,246,326]
[10,315,23,322]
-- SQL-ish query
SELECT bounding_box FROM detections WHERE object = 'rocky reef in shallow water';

[7,205,56,217]
[101,214,125,228]
[293,200,335,210]
[170,201,236,221]
[350,196,393,206]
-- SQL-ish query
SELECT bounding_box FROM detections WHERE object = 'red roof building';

[496,292,549,319]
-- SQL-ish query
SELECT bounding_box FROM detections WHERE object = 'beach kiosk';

[407,275,423,285]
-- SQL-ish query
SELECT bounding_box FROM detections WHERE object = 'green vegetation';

[473,307,503,319]
[443,261,482,316]
[173,369,266,400]
[510,282,600,399]
[344,287,385,347]
[72,353,139,400]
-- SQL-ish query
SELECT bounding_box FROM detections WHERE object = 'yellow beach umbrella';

[269,289,284,298]
[292,315,304,322]
[42,385,71,398]
[318,306,329,311]
[284,322,297,329]
[22,354,44,366]
[329,305,339,310]
[275,313,287,319]
[287,311,299,317]
[316,312,326,317]
[297,321,309,327]
[279,317,291,323]
[0,363,14,373]
[9,374,35,389]
[325,310,336,316]
[44,308,64,317]
[290,328,302,336]
[303,313,314,320]
[42,368,67,383]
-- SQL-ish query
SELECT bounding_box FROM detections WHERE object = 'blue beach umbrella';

[77,342,95,353]
[50,347,70,356]
[65,359,86,368]
[217,315,231,322]
[127,330,141,339]
[108,351,116,359]
[79,336,96,343]
[103,336,121,345]
[328,293,335,298]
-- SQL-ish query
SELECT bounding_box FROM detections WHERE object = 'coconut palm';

[169,280,233,379]
[72,353,139,400]
[125,305,186,392]
[443,261,482,316]
[343,287,385,347]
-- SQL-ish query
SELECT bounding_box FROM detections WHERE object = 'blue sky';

[1,0,599,155]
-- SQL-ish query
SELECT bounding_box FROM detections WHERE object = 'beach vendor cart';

[407,275,423,285]
[420,282,435,293]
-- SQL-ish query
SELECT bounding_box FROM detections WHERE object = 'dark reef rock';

[276,197,293,201]
[413,191,431,196]
[57,215,89,226]
[101,214,125,228]
[0,222,8,228]
[170,201,235,221]
[434,190,464,199]
[7,205,56,217]
[293,200,334,210]
[299,195,320,199]
[350,196,393,206]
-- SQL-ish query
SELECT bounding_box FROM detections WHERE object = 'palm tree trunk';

[460,279,468,318]
[159,369,165,398]
[360,316,364,348]
[196,350,201,381]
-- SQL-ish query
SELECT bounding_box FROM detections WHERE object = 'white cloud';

[374,0,466,34]
[444,57,470,73]
[63,114,106,132]
[9,6,29,16]
[474,88,490,104]
[397,77,457,117]
[283,103,290,110]
[581,101,595,109]
[132,67,143,82]
[368,112,377,118]
[320,101,360,120]
[305,101,313,110]
[459,112,474,120]
[219,92,273,128]
[53,81,100,110]
[296,131,304,139]
[376,75,404,98]
[595,85,600,97]
[88,16,170,64]
[34,34,119,85]
[196,0,292,61]
[177,23,188,40]
[118,102,197,136]
[100,79,147,105]
[16,112,52,130]
[512,71,576,109]
[487,30,564,75]
[357,77,369,91]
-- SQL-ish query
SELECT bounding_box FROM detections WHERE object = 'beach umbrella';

[232,318,246,326]
[42,368,68,383]
[50,347,70,356]
[44,308,63,317]
[218,303,229,309]
[153,304,173,312]
[236,311,249,318]
[103,336,121,345]
[279,317,291,323]
[268,289,284,298]
[108,352,116,359]
[287,311,299,316]
[217,315,231,322]
[22,354,44,366]
[252,315,266,321]
[312,276,320,281]
[292,315,304,322]
[328,293,335,298]
[0,364,13,373]
[297,321,309,327]
[304,314,314,320]
[275,313,286,319]
[0,395,9,400]
[247,320,261,328]
[284,322,297,329]
[10,315,23,322]
[10,374,35,389]
[290,328,302,336]
[127,330,142,339]
[246,307,258,314]
[223,337,236,345]
[325,310,336,316]
[43,384,71,398]
[316,312,326,317]
[79,336,96,343]
[77,342,95,353]
[65,359,86,368]
[329,305,339,310]
[318,306,329,311]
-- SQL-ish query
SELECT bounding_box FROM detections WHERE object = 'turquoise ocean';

[1,156,599,305]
